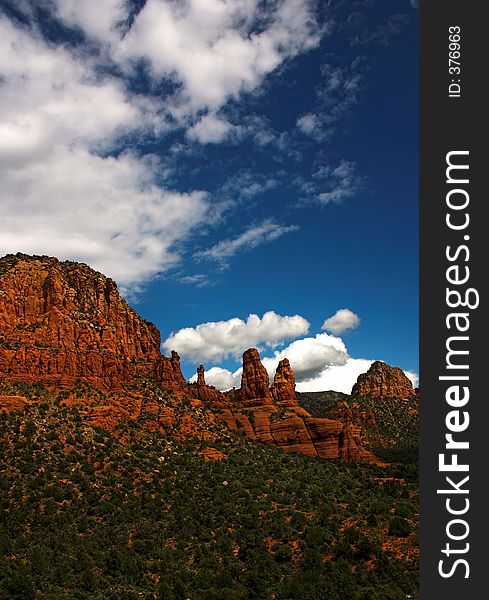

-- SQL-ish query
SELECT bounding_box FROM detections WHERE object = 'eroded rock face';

[220,348,380,463]
[0,254,182,390]
[0,254,381,464]
[351,361,415,399]
[238,348,273,405]
[154,352,188,398]
[271,358,296,407]
[191,364,223,403]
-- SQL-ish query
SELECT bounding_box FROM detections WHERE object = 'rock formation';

[0,254,184,390]
[271,358,296,407]
[238,348,272,404]
[351,360,415,399]
[220,348,380,463]
[191,364,223,403]
[0,253,381,464]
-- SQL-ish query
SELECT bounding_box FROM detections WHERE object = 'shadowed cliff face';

[0,253,381,464]
[351,360,415,399]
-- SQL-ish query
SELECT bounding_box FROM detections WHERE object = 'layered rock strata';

[0,254,184,390]
[0,254,381,464]
[351,360,415,399]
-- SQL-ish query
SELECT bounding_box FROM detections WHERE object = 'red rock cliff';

[0,254,183,390]
[351,360,415,399]
[0,254,380,464]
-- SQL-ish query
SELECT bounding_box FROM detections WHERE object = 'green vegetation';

[0,384,418,599]
[297,391,419,467]
[296,391,350,416]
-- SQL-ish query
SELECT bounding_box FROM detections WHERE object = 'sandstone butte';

[351,360,416,399]
[0,253,382,464]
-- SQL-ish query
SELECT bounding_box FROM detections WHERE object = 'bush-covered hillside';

[0,389,418,600]
[297,391,419,465]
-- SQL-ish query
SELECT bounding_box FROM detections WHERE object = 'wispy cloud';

[351,14,411,46]
[296,56,366,141]
[194,220,299,265]
[315,159,363,205]
[178,273,213,288]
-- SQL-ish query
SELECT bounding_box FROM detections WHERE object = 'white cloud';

[53,0,127,42]
[0,4,325,290]
[0,17,145,167]
[404,370,418,388]
[0,14,213,289]
[186,114,235,144]
[317,160,362,205]
[262,333,348,382]
[116,0,322,115]
[0,146,208,288]
[295,359,419,394]
[296,358,375,394]
[321,308,360,335]
[188,352,418,395]
[176,311,418,394]
[189,366,242,390]
[195,220,298,264]
[163,311,310,363]
[297,112,319,135]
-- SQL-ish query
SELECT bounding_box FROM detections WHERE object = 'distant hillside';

[296,390,350,417]
[296,391,419,466]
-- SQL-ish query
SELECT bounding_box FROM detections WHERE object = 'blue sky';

[0,0,418,392]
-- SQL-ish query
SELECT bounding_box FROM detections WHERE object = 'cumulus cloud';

[54,0,322,117]
[296,359,419,394]
[0,145,208,289]
[194,220,299,265]
[163,311,310,363]
[177,313,417,394]
[192,351,417,395]
[0,3,324,290]
[262,333,348,382]
[116,0,322,115]
[0,15,212,289]
[321,309,360,335]
[296,357,375,393]
[53,0,127,42]
[0,17,145,167]
[189,366,242,390]
[186,114,235,144]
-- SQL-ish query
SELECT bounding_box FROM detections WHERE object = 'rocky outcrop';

[0,254,183,390]
[351,360,415,399]
[219,348,380,462]
[238,348,273,405]
[154,351,188,398]
[271,358,296,407]
[191,364,223,403]
[0,254,381,465]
